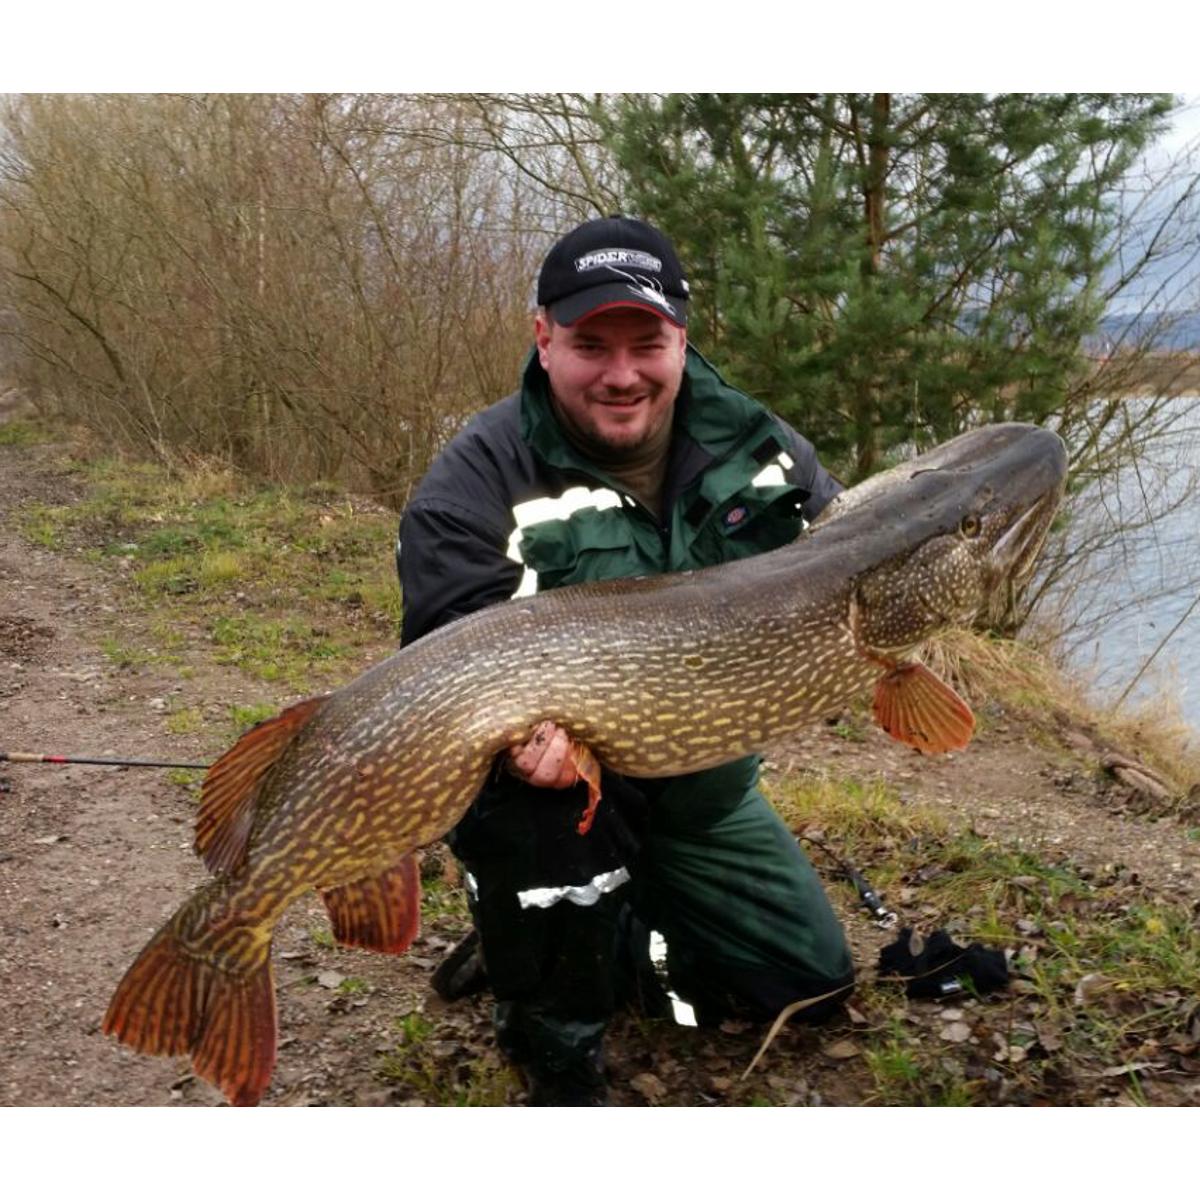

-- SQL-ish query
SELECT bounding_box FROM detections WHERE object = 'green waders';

[448,761,854,1104]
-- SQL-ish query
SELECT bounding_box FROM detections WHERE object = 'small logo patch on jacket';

[723,505,748,529]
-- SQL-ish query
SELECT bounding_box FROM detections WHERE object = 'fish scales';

[103,422,1068,1105]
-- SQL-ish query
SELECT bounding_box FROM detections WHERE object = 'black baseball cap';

[537,215,688,328]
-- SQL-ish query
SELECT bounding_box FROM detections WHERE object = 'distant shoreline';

[1087,351,1200,395]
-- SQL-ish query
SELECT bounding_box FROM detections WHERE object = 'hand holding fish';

[507,720,580,789]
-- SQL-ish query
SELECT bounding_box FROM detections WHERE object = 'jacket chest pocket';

[685,485,810,566]
[513,506,658,593]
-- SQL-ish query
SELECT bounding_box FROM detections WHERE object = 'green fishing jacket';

[398,346,843,824]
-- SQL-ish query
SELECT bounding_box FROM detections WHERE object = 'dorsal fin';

[873,661,975,754]
[194,696,327,874]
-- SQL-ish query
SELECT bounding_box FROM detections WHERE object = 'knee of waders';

[444,776,642,1005]
[669,951,856,1028]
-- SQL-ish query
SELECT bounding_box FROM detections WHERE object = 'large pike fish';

[104,422,1067,1104]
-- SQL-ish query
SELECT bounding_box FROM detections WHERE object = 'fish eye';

[960,514,981,538]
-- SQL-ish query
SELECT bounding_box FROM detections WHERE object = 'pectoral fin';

[320,855,421,955]
[873,661,975,754]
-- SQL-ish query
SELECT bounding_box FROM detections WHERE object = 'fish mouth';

[989,484,1061,585]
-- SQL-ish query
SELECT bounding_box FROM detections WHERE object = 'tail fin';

[103,922,277,1107]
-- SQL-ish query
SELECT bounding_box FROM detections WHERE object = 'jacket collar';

[518,345,778,484]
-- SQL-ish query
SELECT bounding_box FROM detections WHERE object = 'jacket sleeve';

[397,497,521,646]
[776,420,844,521]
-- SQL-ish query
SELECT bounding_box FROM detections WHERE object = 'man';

[396,216,854,1105]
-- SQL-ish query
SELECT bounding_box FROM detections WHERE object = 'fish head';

[845,424,1067,655]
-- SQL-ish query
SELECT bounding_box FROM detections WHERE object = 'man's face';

[535,307,686,458]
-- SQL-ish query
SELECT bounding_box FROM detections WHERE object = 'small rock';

[939,1022,972,1043]
[1074,973,1113,1005]
[822,1039,860,1060]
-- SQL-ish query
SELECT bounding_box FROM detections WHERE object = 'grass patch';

[18,503,71,548]
[0,420,49,447]
[229,702,279,734]
[210,614,348,687]
[769,772,946,874]
[862,1018,977,1105]
[15,451,403,684]
[166,707,204,735]
[419,878,471,922]
[377,1010,517,1106]
[768,770,1200,1102]
[98,635,157,669]
[167,767,206,789]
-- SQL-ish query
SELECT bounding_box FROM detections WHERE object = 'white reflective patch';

[511,486,623,533]
[463,870,478,901]
[750,450,796,490]
[751,462,787,489]
[669,995,699,1027]
[512,566,539,598]
[648,929,698,1027]
[517,866,630,910]
[506,486,624,596]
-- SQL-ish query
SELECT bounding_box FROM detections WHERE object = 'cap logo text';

[575,248,662,274]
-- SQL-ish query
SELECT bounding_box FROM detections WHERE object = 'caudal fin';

[103,923,277,1107]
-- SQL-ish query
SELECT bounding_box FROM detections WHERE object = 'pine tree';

[602,93,1175,478]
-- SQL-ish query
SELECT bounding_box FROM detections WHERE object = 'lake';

[1054,396,1200,734]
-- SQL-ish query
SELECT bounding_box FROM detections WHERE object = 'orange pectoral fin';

[195,695,328,874]
[570,743,603,835]
[873,661,976,755]
[319,855,421,955]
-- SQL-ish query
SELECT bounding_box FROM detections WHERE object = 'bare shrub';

[0,94,560,507]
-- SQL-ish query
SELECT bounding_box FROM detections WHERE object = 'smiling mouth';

[595,395,647,409]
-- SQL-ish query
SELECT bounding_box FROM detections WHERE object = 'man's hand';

[508,720,581,790]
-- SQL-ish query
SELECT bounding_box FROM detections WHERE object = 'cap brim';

[548,282,687,328]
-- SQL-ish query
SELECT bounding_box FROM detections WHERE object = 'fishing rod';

[1,751,209,770]
[7,755,887,933]
[798,832,898,929]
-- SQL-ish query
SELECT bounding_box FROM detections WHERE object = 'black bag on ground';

[878,927,1008,999]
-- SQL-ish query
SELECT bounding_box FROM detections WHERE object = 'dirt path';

[0,443,487,1106]
[3,432,1198,1107]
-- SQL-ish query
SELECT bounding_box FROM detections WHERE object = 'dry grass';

[921,628,1200,801]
